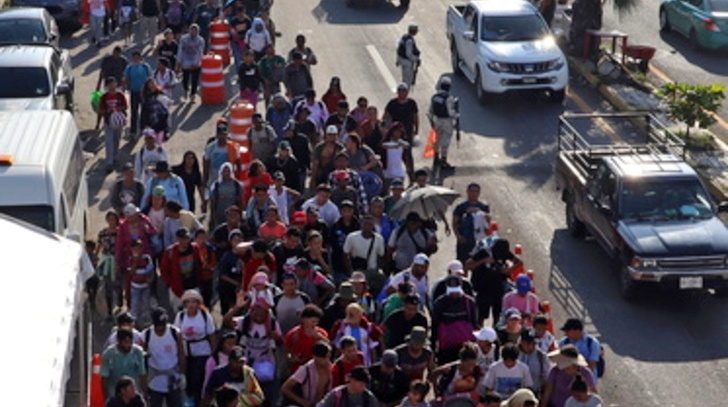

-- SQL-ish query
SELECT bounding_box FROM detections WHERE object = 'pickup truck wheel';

[659,8,671,32]
[566,199,586,238]
[619,265,641,301]
[549,89,566,104]
[450,40,463,76]
[475,70,488,105]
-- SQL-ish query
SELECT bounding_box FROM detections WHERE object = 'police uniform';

[429,77,458,168]
[396,25,420,87]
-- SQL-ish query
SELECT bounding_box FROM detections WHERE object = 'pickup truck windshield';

[621,179,714,220]
[0,67,50,98]
[0,19,47,44]
[481,14,551,41]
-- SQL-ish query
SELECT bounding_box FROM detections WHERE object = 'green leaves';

[657,82,726,138]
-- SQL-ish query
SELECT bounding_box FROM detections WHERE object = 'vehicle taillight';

[704,18,721,32]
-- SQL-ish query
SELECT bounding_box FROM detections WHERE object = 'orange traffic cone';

[487,221,498,236]
[541,301,554,334]
[90,353,105,407]
[423,128,438,159]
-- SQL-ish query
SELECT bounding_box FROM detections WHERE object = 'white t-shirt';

[382,140,409,179]
[143,326,180,392]
[268,187,290,224]
[233,316,282,362]
[302,198,340,227]
[343,231,385,271]
[174,310,216,357]
[481,360,533,398]
[565,394,604,407]
[387,269,429,305]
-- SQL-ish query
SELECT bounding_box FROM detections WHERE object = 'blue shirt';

[124,62,152,92]
[142,174,190,210]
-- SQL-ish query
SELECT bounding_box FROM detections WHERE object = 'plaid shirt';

[328,168,369,214]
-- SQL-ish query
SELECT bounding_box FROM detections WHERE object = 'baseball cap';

[520,328,537,343]
[408,326,427,345]
[151,307,168,326]
[339,200,355,209]
[230,347,246,361]
[326,124,339,134]
[381,350,398,368]
[273,171,286,181]
[515,274,531,294]
[120,162,134,171]
[143,128,156,138]
[152,185,166,197]
[175,228,191,239]
[390,178,405,189]
[216,120,229,134]
[413,253,429,266]
[474,326,497,342]
[397,82,409,91]
[349,366,370,384]
[447,260,465,275]
[334,169,350,180]
[504,308,522,320]
[445,285,464,295]
[116,311,135,324]
[153,161,170,173]
[350,271,366,283]
[123,203,140,217]
[278,140,291,150]
[560,318,584,331]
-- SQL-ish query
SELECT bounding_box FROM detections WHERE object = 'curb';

[567,55,728,202]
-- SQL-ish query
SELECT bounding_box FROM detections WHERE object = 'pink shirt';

[501,291,540,320]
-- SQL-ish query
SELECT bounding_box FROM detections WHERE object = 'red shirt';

[244,172,274,204]
[331,352,365,387]
[284,326,330,374]
[99,91,128,121]
[240,251,277,291]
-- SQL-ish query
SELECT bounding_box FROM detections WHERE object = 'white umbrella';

[390,185,460,221]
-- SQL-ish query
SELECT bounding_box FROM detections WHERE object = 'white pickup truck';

[446,0,569,103]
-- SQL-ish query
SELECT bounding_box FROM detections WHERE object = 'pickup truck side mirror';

[463,31,476,42]
[718,201,728,213]
[56,83,71,95]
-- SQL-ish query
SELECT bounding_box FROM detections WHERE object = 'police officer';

[429,77,458,170]
[396,25,420,88]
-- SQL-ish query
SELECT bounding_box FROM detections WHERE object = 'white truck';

[446,0,569,103]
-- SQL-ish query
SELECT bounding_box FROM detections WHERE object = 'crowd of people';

[83,1,606,407]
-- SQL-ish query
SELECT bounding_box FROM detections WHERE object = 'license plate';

[679,276,703,289]
[522,77,537,84]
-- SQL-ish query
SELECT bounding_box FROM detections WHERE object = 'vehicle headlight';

[547,57,565,71]
[486,61,510,73]
[631,257,657,269]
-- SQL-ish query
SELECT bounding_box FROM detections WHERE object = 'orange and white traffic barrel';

[89,353,104,407]
[229,102,255,148]
[209,19,231,66]
[201,54,225,105]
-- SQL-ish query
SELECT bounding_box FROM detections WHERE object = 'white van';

[0,110,88,239]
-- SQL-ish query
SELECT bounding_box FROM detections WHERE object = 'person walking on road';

[396,25,420,88]
[452,182,490,263]
[383,84,419,182]
[137,0,162,49]
[124,51,153,139]
[97,46,128,91]
[176,24,205,103]
[98,77,128,173]
[428,76,458,170]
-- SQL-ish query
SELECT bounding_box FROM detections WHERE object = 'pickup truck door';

[583,164,620,256]
[460,5,479,74]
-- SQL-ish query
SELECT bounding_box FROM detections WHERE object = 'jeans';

[137,15,158,46]
[89,14,105,43]
[130,90,142,134]
[149,388,182,407]
[104,124,122,165]
[231,40,245,72]
[130,283,151,324]
[185,356,208,406]
[182,68,201,96]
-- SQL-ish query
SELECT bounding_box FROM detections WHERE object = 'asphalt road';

[599,0,728,137]
[62,0,728,405]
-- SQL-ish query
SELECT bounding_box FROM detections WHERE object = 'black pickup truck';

[555,112,728,300]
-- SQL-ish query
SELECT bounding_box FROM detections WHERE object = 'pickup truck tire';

[565,198,586,238]
[619,265,641,301]
[549,89,566,104]
[475,69,490,105]
[450,40,463,76]
[659,8,671,32]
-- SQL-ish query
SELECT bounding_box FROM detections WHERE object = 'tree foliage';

[658,83,726,139]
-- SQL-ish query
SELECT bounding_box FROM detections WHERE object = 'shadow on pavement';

[658,31,728,76]
[312,0,406,25]
[548,228,728,362]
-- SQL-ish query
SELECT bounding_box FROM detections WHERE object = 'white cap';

[413,253,429,266]
[123,203,140,217]
[474,327,497,342]
[445,285,464,295]
[326,125,339,134]
[447,260,464,275]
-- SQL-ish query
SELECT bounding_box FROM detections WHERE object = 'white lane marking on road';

[365,44,398,92]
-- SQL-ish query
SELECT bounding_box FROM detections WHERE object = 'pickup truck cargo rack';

[557,112,685,179]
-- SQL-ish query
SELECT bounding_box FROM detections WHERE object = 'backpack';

[144,325,180,346]
[177,308,209,326]
[334,387,371,407]
[358,171,383,199]
[147,97,169,132]
[437,363,483,397]
[436,296,475,350]
[562,335,605,378]
[166,1,183,26]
